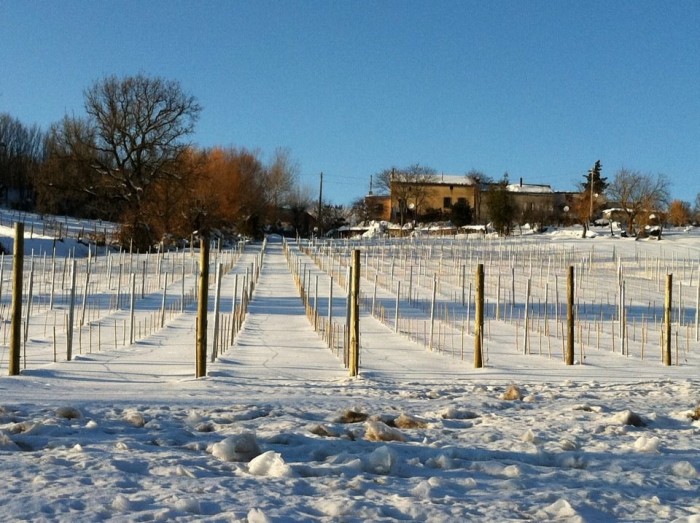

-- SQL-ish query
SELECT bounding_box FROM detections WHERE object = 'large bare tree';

[46,74,201,247]
[607,169,671,235]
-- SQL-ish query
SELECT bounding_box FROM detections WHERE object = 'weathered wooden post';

[663,273,672,366]
[349,249,360,377]
[566,265,575,365]
[8,223,24,375]
[474,263,484,368]
[395,281,401,333]
[129,273,136,344]
[196,236,210,378]
[429,274,437,351]
[66,259,77,361]
[211,262,223,362]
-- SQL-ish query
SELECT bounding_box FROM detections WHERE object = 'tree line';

[1,74,326,250]
[2,73,699,246]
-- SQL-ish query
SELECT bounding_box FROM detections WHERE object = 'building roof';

[393,174,477,186]
[506,183,553,194]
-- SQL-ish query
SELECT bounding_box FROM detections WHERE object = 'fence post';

[663,273,672,365]
[67,259,77,361]
[566,265,575,365]
[9,223,24,375]
[196,236,210,378]
[474,263,484,368]
[349,249,360,377]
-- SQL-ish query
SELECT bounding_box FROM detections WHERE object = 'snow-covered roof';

[506,183,553,194]
[393,174,477,186]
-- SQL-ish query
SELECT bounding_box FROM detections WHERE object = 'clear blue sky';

[1,1,698,205]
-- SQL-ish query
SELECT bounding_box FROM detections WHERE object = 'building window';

[443,197,452,209]
[457,197,467,206]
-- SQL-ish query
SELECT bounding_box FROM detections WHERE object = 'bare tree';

[607,169,671,235]
[0,113,45,207]
[667,200,692,227]
[265,147,299,220]
[375,164,436,225]
[47,74,201,247]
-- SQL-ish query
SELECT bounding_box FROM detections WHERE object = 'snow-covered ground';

[0,224,698,522]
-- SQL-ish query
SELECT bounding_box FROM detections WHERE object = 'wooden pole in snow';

[8,223,23,375]
[663,273,672,366]
[66,259,77,362]
[566,265,575,365]
[474,263,484,368]
[196,236,210,378]
[349,249,360,377]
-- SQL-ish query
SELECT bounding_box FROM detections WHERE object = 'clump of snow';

[112,494,134,512]
[437,406,479,420]
[534,499,580,521]
[307,424,340,438]
[632,435,661,453]
[669,461,698,479]
[248,450,293,477]
[501,384,523,401]
[521,429,540,444]
[394,412,428,429]
[55,406,82,419]
[247,508,272,523]
[123,410,146,427]
[0,432,20,451]
[364,420,405,442]
[173,497,201,514]
[364,445,397,474]
[688,405,700,421]
[210,432,261,462]
[336,409,369,423]
[610,410,646,427]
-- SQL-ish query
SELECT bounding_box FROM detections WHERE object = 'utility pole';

[589,169,594,225]
[317,172,323,237]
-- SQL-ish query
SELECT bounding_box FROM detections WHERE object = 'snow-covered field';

[0,221,699,522]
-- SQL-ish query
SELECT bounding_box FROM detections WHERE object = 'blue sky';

[1,1,698,205]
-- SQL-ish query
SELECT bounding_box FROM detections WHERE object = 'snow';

[0,220,698,522]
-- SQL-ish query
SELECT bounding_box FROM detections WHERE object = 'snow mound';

[394,412,428,429]
[124,410,146,427]
[632,435,660,453]
[55,406,82,419]
[364,420,405,442]
[210,432,261,462]
[0,432,20,451]
[365,445,397,475]
[502,384,523,401]
[248,450,293,477]
[535,499,581,521]
[610,410,645,427]
[247,508,272,523]
[669,461,698,479]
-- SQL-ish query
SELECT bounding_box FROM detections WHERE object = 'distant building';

[390,174,479,223]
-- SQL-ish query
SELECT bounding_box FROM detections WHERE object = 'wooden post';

[429,274,437,351]
[395,281,401,333]
[523,278,531,355]
[129,273,136,344]
[196,236,210,378]
[211,262,223,362]
[8,223,24,375]
[566,265,575,365]
[349,249,360,377]
[66,259,77,361]
[663,273,672,366]
[474,263,484,368]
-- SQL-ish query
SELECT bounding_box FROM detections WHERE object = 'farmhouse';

[390,174,480,223]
